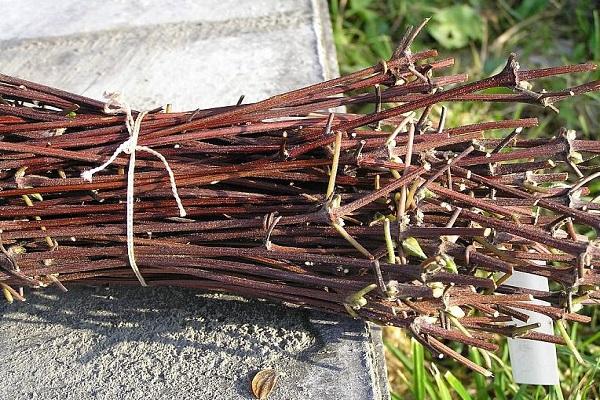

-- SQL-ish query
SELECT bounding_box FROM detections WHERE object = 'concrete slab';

[0,0,338,111]
[1,288,386,399]
[0,1,389,399]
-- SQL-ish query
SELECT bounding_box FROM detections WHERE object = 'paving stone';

[0,1,389,399]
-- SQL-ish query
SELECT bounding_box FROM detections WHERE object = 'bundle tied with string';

[81,92,187,286]
[1,23,600,375]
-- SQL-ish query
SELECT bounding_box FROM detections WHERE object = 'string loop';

[81,93,186,286]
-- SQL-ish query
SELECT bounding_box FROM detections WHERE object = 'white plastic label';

[504,270,559,385]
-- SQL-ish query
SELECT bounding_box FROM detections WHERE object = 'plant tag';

[504,270,559,385]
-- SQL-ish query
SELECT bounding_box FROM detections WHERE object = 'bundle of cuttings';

[1,26,599,374]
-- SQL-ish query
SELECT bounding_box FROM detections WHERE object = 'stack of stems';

[1,28,600,374]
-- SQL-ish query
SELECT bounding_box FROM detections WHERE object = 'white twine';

[81,92,186,286]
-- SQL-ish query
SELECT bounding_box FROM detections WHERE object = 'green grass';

[329,0,600,137]
[329,1,600,398]
[382,312,599,399]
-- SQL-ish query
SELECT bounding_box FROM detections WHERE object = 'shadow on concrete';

[0,285,358,370]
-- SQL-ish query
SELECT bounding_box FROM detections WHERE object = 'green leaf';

[427,5,483,49]
[402,237,427,259]
[442,254,458,273]
[515,0,549,20]
[347,0,372,13]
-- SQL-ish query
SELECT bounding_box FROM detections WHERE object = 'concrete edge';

[368,323,391,400]
[310,0,340,81]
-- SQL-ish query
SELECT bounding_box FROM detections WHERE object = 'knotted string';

[81,92,186,286]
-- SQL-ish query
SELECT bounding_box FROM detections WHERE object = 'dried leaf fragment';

[251,368,278,400]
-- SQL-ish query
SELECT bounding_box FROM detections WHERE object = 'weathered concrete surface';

[0,0,339,111]
[0,1,389,399]
[1,288,386,399]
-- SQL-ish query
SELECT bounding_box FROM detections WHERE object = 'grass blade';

[412,338,426,400]
[431,364,452,400]
[468,347,488,400]
[444,370,473,400]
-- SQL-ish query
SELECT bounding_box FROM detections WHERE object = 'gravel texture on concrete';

[1,287,385,399]
[0,1,389,398]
